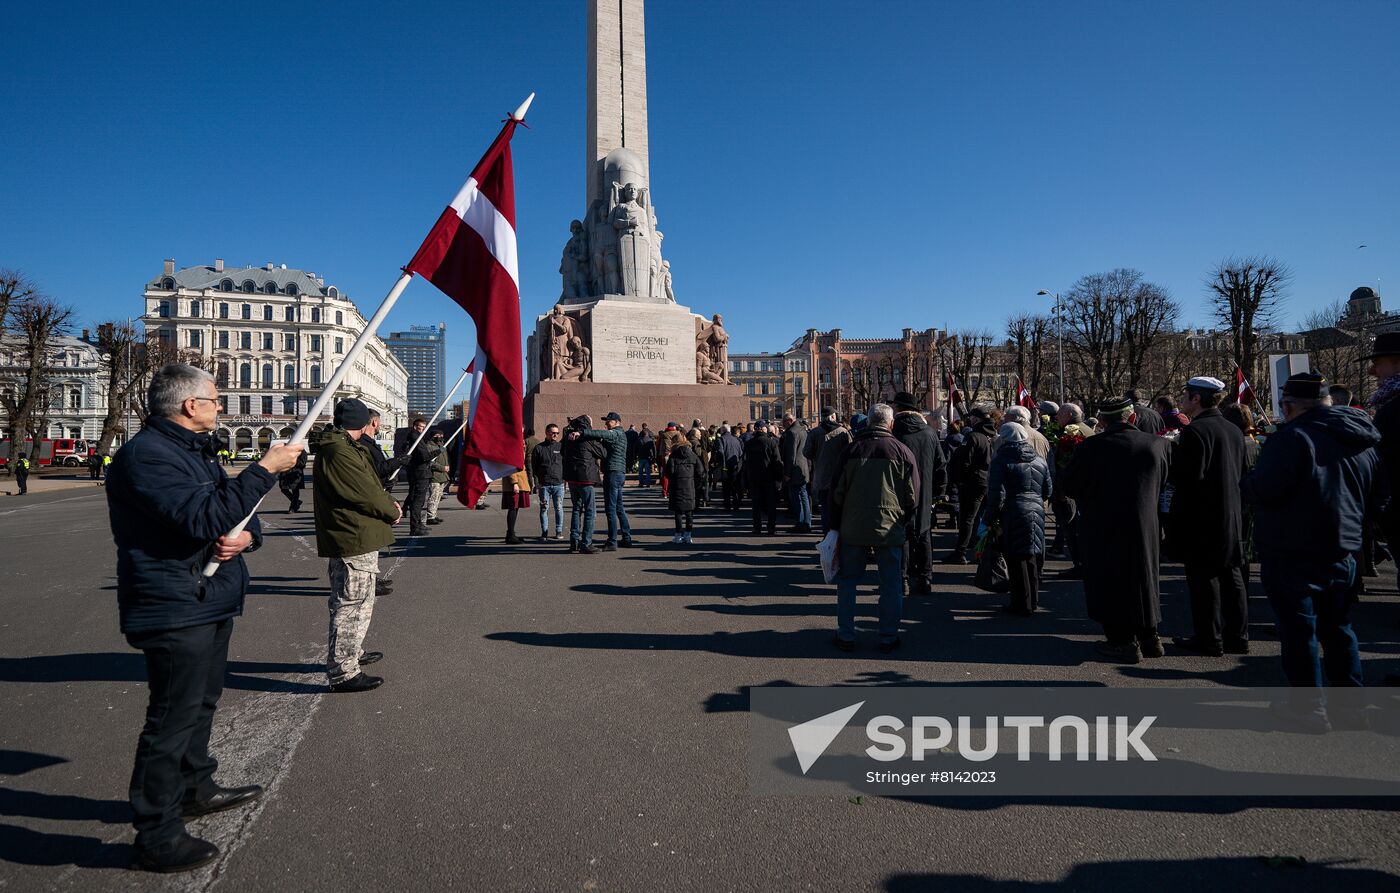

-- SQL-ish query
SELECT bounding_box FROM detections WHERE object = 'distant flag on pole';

[946,372,963,423]
[1015,375,1037,410]
[1235,366,1257,406]
[406,97,531,507]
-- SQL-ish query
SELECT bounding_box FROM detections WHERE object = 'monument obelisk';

[523,0,747,432]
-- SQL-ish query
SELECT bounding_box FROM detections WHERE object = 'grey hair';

[868,403,895,429]
[1004,405,1031,426]
[720,424,731,434]
[149,363,215,418]
[1060,402,1084,422]
[1285,394,1333,413]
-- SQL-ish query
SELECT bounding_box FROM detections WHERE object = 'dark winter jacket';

[1373,395,1400,532]
[356,432,401,487]
[808,420,852,498]
[715,432,744,472]
[984,439,1052,557]
[529,439,564,487]
[635,434,657,461]
[666,443,705,512]
[579,426,629,475]
[949,416,996,489]
[563,427,606,485]
[1167,408,1246,568]
[742,433,783,490]
[313,429,400,559]
[105,415,273,634]
[402,436,438,485]
[892,410,947,535]
[278,450,308,492]
[1132,403,1166,435]
[829,428,920,547]
[779,422,810,485]
[1242,405,1383,561]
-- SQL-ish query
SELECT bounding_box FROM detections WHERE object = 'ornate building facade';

[142,259,409,451]
[0,332,108,441]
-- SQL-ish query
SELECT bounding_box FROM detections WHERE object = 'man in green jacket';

[426,429,450,524]
[829,403,920,654]
[572,411,633,550]
[314,399,401,693]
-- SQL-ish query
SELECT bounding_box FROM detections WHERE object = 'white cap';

[1187,376,1226,391]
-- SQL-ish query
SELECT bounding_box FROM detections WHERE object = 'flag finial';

[511,93,536,122]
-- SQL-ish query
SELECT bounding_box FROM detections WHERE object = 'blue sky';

[3,0,1396,378]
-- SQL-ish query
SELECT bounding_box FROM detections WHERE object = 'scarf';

[1370,373,1400,408]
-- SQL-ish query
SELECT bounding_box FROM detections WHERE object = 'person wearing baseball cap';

[568,411,632,550]
[1243,372,1381,726]
[1169,376,1249,657]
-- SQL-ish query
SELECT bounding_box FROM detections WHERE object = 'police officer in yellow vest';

[14,453,31,494]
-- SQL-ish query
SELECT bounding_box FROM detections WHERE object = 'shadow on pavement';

[0,654,325,694]
[885,856,1397,890]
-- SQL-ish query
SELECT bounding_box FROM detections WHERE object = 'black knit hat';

[333,398,370,429]
[1282,372,1328,399]
[891,391,920,411]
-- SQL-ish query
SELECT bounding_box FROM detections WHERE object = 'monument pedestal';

[524,379,749,434]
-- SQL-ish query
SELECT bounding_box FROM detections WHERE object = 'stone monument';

[524,0,748,432]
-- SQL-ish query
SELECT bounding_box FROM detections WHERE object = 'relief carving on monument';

[694,313,730,384]
[546,305,592,382]
[558,220,590,299]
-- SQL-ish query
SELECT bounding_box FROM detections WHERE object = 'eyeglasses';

[189,397,220,405]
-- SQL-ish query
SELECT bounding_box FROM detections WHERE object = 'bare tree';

[1006,313,1051,401]
[1206,256,1291,386]
[0,269,40,333]
[1061,269,1179,406]
[1300,299,1364,400]
[93,321,155,453]
[938,329,995,404]
[1,296,74,447]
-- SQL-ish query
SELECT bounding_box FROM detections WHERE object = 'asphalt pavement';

[2,480,1399,891]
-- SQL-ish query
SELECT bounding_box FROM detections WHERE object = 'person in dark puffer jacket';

[665,441,705,543]
[944,406,997,564]
[984,423,1053,616]
[828,403,920,653]
[106,363,303,873]
[562,415,607,553]
[891,392,947,595]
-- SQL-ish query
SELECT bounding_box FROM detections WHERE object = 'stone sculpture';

[695,314,730,384]
[549,306,580,380]
[559,220,590,299]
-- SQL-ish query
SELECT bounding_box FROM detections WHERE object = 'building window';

[218,331,229,349]
[284,306,295,322]
[760,382,769,396]
[217,361,230,387]
[310,365,321,387]
[261,364,273,388]
[310,335,322,352]
[263,305,272,321]
[311,307,321,323]
[239,363,251,387]
[263,281,278,295]
[242,281,256,293]
[240,332,251,350]
[334,337,344,353]
[190,301,201,318]
[283,364,294,387]
[283,334,295,351]
[335,310,343,326]
[68,387,82,409]
[746,382,755,395]
[219,395,229,413]
[262,396,273,415]
[286,283,298,296]
[220,278,234,292]
[161,277,175,290]
[262,333,273,350]
[751,403,759,420]
[327,287,338,297]
[189,330,202,348]
[219,302,229,319]
[157,300,171,318]
[239,396,251,415]
[239,303,250,320]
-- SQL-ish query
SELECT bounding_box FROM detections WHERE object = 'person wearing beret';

[1061,395,1171,663]
[1242,373,1381,729]
[1168,376,1250,657]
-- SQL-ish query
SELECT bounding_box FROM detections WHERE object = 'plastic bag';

[817,530,840,583]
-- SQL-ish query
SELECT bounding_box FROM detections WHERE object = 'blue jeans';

[603,471,631,545]
[538,484,564,536]
[638,458,653,486]
[835,543,905,644]
[788,481,811,527]
[569,484,596,547]
[1261,554,1362,699]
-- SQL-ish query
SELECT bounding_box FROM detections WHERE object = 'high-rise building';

[386,324,447,417]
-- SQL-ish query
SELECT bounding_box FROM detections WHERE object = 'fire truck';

[0,437,93,470]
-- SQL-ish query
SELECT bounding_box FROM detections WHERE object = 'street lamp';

[1037,290,1065,404]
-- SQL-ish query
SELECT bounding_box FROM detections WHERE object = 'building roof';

[149,264,334,297]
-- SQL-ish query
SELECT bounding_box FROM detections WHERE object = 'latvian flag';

[1016,375,1037,410]
[945,372,964,423]
[406,112,525,507]
[1235,366,1257,406]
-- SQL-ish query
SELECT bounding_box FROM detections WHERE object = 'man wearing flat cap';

[1168,376,1249,656]
[1243,373,1381,727]
[1061,395,1171,663]
[314,397,401,694]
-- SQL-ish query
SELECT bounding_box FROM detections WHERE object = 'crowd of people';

[97,346,1400,870]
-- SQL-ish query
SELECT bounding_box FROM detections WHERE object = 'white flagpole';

[443,418,469,448]
[202,270,414,577]
[386,365,472,483]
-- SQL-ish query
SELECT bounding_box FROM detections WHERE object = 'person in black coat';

[1127,389,1166,435]
[1061,397,1171,663]
[398,418,438,536]
[105,364,303,872]
[943,407,996,563]
[891,393,947,594]
[985,423,1052,615]
[665,442,705,542]
[278,448,308,512]
[562,415,607,553]
[742,419,783,535]
[1243,373,1382,724]
[1167,377,1249,656]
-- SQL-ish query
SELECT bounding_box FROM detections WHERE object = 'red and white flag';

[1015,375,1037,410]
[945,372,963,423]
[1235,366,1256,406]
[406,117,524,507]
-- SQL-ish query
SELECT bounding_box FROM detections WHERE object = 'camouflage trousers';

[327,551,379,683]
[427,481,446,519]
